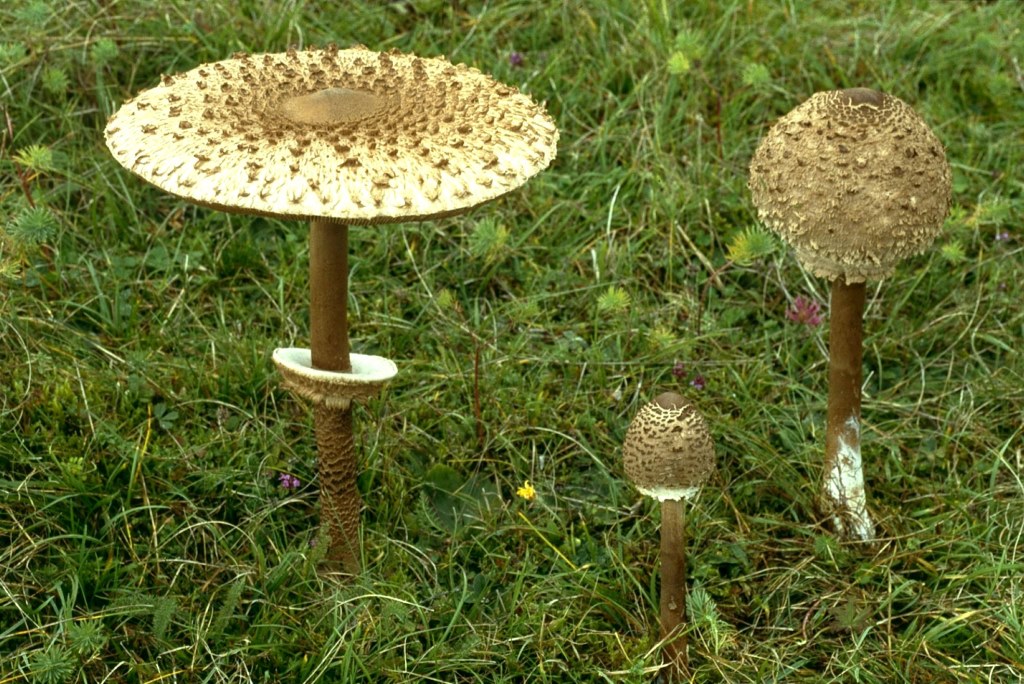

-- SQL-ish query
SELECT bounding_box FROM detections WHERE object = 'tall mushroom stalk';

[824,277,866,538]
[748,88,951,541]
[309,218,355,566]
[105,45,558,572]
[658,497,689,672]
[622,391,715,679]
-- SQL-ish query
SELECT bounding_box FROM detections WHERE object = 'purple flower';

[786,295,823,327]
[995,231,1010,242]
[509,51,524,68]
[278,472,300,490]
[672,361,686,378]
[690,374,706,391]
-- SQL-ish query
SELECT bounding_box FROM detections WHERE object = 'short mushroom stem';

[824,278,874,541]
[659,498,689,678]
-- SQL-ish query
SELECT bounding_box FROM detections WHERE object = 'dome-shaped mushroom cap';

[104,45,558,224]
[622,392,715,502]
[748,88,951,282]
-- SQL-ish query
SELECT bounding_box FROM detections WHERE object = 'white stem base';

[824,416,875,541]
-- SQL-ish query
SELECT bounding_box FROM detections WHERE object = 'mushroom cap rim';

[272,347,397,384]
[637,485,701,502]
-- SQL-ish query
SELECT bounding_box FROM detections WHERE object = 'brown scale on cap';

[748,88,951,282]
[105,46,558,224]
[622,392,715,501]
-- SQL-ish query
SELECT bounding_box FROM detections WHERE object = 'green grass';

[2,0,1023,681]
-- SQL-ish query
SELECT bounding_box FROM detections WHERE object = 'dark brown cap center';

[279,87,382,125]
[653,391,687,410]
[840,87,884,107]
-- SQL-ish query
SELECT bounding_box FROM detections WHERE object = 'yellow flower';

[516,480,536,500]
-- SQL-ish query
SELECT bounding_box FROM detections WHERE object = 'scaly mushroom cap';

[622,392,715,502]
[748,88,951,282]
[104,45,558,224]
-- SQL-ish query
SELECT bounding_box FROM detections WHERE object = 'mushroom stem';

[310,219,350,372]
[312,401,360,572]
[309,219,360,572]
[659,498,689,677]
[823,278,874,541]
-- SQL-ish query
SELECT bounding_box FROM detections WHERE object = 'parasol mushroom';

[105,45,558,573]
[748,88,950,541]
[622,391,715,679]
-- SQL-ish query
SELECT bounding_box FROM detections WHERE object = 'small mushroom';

[105,46,558,573]
[622,391,715,679]
[748,88,951,541]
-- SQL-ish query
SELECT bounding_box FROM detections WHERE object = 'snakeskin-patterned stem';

[273,348,397,576]
[313,401,360,573]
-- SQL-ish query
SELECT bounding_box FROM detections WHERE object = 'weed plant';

[1,0,1022,681]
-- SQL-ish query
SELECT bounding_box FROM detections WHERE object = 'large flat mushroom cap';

[622,392,715,502]
[104,45,558,224]
[748,88,951,282]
